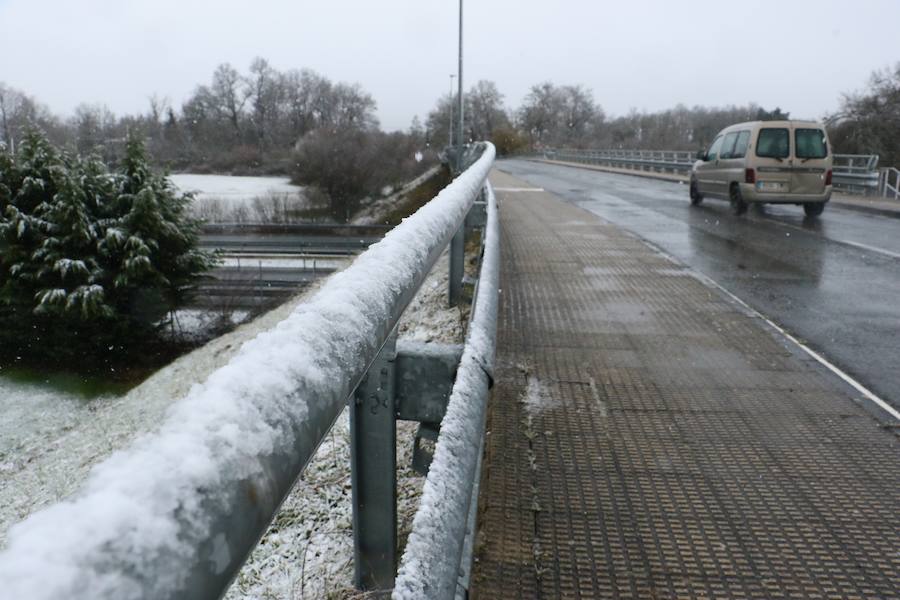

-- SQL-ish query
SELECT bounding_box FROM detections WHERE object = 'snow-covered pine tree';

[0,129,216,370]
[0,131,64,355]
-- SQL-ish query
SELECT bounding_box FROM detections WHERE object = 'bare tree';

[71,103,117,155]
[0,83,41,152]
[246,57,282,149]
[828,63,900,167]
[518,82,562,146]
[425,93,455,148]
[465,80,510,143]
[326,83,378,130]
[210,63,247,139]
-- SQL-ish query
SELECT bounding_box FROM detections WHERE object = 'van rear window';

[795,129,828,159]
[732,131,751,158]
[756,128,789,159]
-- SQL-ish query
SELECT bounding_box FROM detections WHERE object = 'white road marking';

[838,239,900,260]
[648,241,900,423]
[714,283,900,422]
[493,187,544,192]
[745,215,900,260]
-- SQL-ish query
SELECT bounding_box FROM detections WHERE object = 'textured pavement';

[471,169,900,599]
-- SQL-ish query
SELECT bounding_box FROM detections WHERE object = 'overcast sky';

[1,0,898,131]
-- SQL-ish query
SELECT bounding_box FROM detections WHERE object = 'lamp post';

[456,0,464,170]
[449,74,455,148]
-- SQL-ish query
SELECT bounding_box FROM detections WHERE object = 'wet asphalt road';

[497,158,900,411]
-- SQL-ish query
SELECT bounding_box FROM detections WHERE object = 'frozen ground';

[169,174,302,202]
[0,283,324,547]
[169,174,307,222]
[0,252,465,599]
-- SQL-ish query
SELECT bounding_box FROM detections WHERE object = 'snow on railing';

[393,183,500,600]
[0,144,496,600]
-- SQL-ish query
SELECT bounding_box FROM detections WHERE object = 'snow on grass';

[352,166,441,226]
[169,174,302,202]
[169,174,308,223]
[0,290,323,551]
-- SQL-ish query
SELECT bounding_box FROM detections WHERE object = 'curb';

[529,158,900,220]
[828,200,900,220]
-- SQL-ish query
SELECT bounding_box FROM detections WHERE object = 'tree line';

[2,59,436,221]
[1,60,898,182]
[426,64,899,168]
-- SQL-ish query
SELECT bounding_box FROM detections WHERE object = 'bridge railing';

[879,167,900,200]
[0,143,498,600]
[832,153,881,193]
[542,148,887,196]
[393,182,499,600]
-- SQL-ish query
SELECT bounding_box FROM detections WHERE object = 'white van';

[689,121,833,217]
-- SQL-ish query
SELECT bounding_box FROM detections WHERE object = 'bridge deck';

[471,170,900,599]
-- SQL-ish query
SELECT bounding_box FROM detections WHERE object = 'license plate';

[757,181,784,192]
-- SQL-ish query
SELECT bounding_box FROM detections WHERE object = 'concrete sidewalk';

[471,169,900,599]
[535,158,900,219]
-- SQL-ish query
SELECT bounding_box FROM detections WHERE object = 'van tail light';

[825,169,833,186]
[745,168,756,184]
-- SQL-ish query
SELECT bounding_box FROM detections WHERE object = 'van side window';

[719,133,739,159]
[795,129,828,159]
[706,136,724,161]
[756,128,790,159]
[732,131,751,158]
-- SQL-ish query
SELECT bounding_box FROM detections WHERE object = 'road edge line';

[641,237,900,423]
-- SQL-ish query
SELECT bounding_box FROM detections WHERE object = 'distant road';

[498,158,900,411]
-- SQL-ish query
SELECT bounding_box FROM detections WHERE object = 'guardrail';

[832,154,881,193]
[880,167,900,200]
[542,148,886,195]
[545,148,694,175]
[0,143,498,599]
[394,182,499,600]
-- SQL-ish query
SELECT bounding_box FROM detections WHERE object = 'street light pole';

[456,0,464,171]
[449,74,455,148]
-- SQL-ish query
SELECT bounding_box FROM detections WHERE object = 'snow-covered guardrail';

[0,143,496,600]
[393,183,499,600]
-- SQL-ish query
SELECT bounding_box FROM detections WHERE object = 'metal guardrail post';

[449,219,466,307]
[351,336,466,593]
[351,331,399,592]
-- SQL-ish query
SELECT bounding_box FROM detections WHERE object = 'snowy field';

[169,174,302,202]
[169,174,307,222]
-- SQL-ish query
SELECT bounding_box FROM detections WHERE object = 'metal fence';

[881,167,900,200]
[0,143,498,600]
[832,154,881,193]
[542,148,888,196]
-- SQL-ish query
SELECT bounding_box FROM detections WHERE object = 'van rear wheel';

[729,184,748,216]
[803,203,825,217]
[689,180,703,205]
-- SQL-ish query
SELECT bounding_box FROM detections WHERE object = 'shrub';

[291,127,436,222]
[0,130,217,369]
[491,125,529,156]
